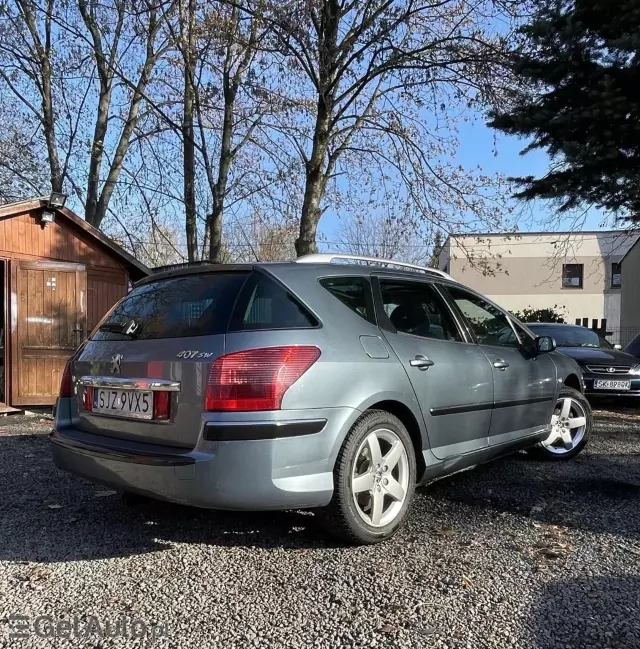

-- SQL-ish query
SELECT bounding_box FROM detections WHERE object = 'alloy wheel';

[541,396,588,454]
[351,428,410,527]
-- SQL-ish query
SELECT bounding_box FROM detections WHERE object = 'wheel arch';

[365,399,427,478]
[564,373,582,392]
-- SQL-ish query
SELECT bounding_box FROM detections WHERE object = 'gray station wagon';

[51,253,592,544]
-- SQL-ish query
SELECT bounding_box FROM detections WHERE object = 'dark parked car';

[528,323,640,401]
[51,254,591,544]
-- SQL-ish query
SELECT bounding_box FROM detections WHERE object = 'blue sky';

[454,119,609,232]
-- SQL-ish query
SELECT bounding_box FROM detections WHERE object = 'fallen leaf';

[47,504,63,510]
[432,526,456,537]
[537,548,563,559]
[461,575,474,588]
[94,490,117,498]
[27,566,52,582]
[415,626,437,636]
[379,624,397,634]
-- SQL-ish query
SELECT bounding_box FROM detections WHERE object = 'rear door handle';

[410,355,435,370]
[493,359,510,370]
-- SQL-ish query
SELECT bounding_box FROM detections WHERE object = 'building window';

[562,263,583,289]
[611,262,621,289]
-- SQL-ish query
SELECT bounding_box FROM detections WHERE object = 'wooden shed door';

[13,261,86,405]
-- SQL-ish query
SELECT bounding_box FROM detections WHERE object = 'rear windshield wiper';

[97,320,140,338]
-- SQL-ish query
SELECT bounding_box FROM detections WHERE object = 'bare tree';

[197,0,278,263]
[0,0,174,228]
[335,212,430,264]
[222,213,297,261]
[0,106,49,202]
[0,0,69,193]
[174,0,199,260]
[239,0,516,255]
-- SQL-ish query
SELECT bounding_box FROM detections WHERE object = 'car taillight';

[205,346,321,412]
[59,358,74,398]
[153,391,171,420]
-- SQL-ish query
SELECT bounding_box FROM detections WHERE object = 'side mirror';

[614,344,622,350]
[535,335,556,354]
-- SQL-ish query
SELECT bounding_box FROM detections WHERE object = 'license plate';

[593,379,631,391]
[92,388,153,419]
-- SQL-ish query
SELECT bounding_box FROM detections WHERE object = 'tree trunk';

[18,0,63,193]
[202,216,211,259]
[208,203,224,262]
[41,57,62,193]
[209,73,235,263]
[295,0,339,257]
[182,0,198,261]
[92,68,150,229]
[296,99,331,257]
[84,79,111,226]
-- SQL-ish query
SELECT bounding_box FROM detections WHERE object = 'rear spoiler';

[135,262,255,287]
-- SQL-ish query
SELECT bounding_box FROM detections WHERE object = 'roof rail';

[295,253,456,281]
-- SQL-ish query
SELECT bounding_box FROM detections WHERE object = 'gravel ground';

[0,409,638,649]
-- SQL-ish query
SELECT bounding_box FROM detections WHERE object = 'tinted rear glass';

[319,276,375,324]
[229,272,318,331]
[92,273,249,340]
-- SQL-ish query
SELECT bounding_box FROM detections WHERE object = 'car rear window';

[228,272,318,331]
[319,276,375,324]
[92,272,249,340]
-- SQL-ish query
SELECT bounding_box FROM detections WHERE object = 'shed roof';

[0,197,150,280]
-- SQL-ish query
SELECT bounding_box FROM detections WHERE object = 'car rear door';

[373,276,493,460]
[444,286,557,447]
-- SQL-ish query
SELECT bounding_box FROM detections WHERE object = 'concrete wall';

[621,242,640,331]
[441,232,638,327]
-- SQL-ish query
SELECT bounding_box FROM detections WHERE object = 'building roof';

[0,197,149,280]
[446,229,637,241]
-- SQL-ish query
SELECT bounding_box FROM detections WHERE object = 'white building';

[438,231,639,331]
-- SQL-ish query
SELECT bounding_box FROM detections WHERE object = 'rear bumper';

[50,406,359,510]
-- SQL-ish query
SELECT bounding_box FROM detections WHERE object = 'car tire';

[529,386,592,461]
[319,410,416,545]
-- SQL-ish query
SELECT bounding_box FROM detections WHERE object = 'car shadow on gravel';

[0,431,339,564]
[1,420,639,563]
[426,448,640,540]
[531,575,640,649]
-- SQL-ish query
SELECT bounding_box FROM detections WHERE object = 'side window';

[229,272,318,331]
[447,287,519,348]
[378,280,462,342]
[319,276,375,324]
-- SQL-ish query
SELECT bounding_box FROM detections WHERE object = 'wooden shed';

[0,197,149,409]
